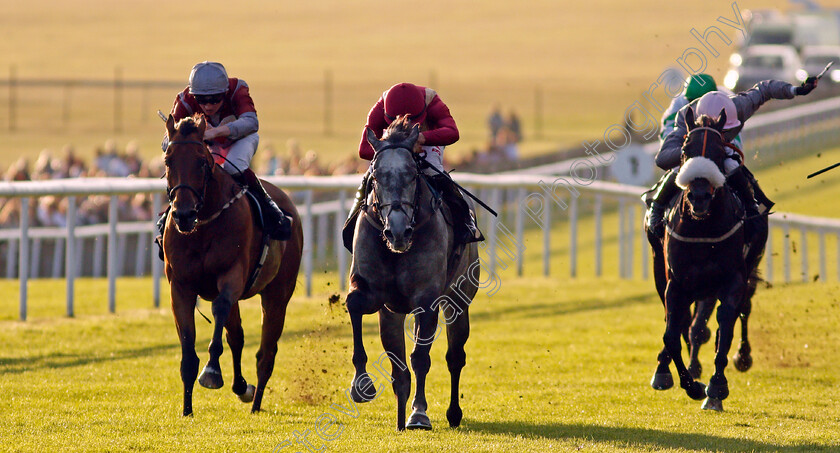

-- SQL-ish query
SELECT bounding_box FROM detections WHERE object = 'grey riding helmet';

[188,62,228,95]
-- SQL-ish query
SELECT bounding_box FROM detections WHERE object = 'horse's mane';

[382,115,414,143]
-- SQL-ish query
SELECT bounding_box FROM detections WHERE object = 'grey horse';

[345,116,480,431]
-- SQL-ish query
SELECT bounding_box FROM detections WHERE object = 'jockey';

[343,82,482,250]
[156,62,291,257]
[659,73,741,152]
[646,76,819,239]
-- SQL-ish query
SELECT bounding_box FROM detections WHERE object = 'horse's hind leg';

[733,296,753,372]
[198,289,236,390]
[225,303,255,402]
[378,310,411,431]
[171,282,200,416]
[688,298,716,379]
[251,290,290,413]
[444,304,470,428]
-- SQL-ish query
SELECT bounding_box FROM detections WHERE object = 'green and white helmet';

[684,73,717,102]
[188,62,228,95]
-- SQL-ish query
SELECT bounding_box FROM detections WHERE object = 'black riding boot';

[431,174,483,245]
[236,168,292,241]
[342,169,371,252]
[646,170,680,238]
[154,208,168,261]
[742,166,774,213]
[728,166,761,241]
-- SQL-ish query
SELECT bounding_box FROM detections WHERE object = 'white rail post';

[818,230,826,282]
[569,196,578,278]
[19,197,29,321]
[152,193,162,308]
[766,226,774,283]
[783,224,791,283]
[640,204,648,280]
[627,200,635,279]
[542,193,551,277]
[515,187,525,277]
[594,195,602,277]
[800,228,809,283]
[337,190,348,291]
[66,196,76,317]
[304,190,314,297]
[618,199,626,279]
[108,195,118,313]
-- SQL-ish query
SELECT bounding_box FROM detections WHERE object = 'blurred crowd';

[0,111,525,229]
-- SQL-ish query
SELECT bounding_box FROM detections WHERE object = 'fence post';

[66,196,76,317]
[19,197,29,321]
[304,190,314,297]
[9,65,16,132]
[108,195,118,313]
[324,70,333,136]
[114,66,123,133]
[152,193,162,308]
[594,195,602,277]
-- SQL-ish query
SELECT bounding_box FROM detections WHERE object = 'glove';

[794,76,818,96]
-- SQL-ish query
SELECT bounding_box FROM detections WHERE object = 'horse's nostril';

[404,226,414,238]
[383,229,394,241]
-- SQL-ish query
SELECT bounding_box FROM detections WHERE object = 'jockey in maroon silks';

[155,62,291,259]
[343,82,482,251]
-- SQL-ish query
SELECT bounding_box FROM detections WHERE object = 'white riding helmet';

[188,62,228,95]
[695,91,741,130]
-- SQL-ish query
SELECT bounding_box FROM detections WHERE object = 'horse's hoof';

[238,384,256,403]
[446,406,463,428]
[198,366,224,389]
[349,375,376,403]
[701,397,724,411]
[706,375,729,400]
[651,372,674,390]
[733,352,753,372]
[685,381,707,401]
[688,362,703,380]
[406,410,432,430]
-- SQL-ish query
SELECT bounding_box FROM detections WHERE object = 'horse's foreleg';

[251,293,289,413]
[225,303,254,403]
[444,303,470,428]
[406,306,439,430]
[663,284,707,401]
[198,287,236,390]
[171,282,199,416]
[346,289,378,404]
[733,297,753,372]
[707,299,740,403]
[378,310,410,431]
[688,298,716,379]
[651,347,674,390]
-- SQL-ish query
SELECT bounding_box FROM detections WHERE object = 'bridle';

[165,140,212,212]
[369,144,423,230]
[684,126,723,159]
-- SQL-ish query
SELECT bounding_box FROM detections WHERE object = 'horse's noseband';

[166,140,212,212]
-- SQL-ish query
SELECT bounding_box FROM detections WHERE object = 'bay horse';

[647,107,766,411]
[162,115,303,416]
[346,116,479,431]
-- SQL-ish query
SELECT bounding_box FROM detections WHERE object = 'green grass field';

[1,144,840,452]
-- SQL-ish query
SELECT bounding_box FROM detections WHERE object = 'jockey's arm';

[731,80,796,123]
[655,106,689,171]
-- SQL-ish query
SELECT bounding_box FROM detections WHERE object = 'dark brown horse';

[647,108,766,411]
[346,117,479,431]
[162,115,303,416]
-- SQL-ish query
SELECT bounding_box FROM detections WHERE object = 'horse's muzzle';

[383,209,414,253]
[172,208,198,233]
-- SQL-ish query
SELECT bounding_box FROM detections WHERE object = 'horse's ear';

[684,106,696,131]
[196,116,207,137]
[365,127,382,152]
[166,114,176,139]
[716,108,727,132]
[406,124,420,147]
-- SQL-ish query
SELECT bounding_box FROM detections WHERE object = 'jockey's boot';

[342,169,371,252]
[432,174,484,245]
[727,165,761,241]
[742,166,775,213]
[154,207,169,261]
[646,170,679,239]
[235,168,292,241]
